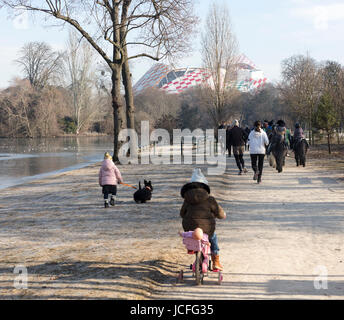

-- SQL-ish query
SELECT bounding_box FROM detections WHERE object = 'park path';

[0,148,343,299]
[152,152,344,299]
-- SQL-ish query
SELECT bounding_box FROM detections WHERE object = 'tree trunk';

[122,54,138,158]
[122,61,135,130]
[111,4,124,163]
[120,1,137,160]
[327,133,331,154]
[111,65,124,163]
[308,120,313,146]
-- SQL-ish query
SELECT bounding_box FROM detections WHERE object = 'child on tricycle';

[179,168,226,272]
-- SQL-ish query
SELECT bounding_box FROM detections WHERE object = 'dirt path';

[155,154,344,299]
[0,151,343,299]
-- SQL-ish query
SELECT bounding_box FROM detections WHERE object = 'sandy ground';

[0,147,343,300]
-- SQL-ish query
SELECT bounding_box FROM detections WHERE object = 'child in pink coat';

[99,152,123,208]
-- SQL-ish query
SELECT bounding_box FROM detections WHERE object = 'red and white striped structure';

[133,54,268,95]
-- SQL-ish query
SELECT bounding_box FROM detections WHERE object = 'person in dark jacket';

[228,119,248,175]
[291,122,309,150]
[244,126,251,151]
[225,123,232,157]
[293,122,304,140]
[270,119,289,149]
[180,168,226,270]
[266,120,274,141]
[266,119,288,172]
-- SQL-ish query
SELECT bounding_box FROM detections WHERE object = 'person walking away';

[277,120,291,154]
[99,152,123,208]
[180,168,226,270]
[248,121,269,184]
[292,123,309,149]
[226,124,232,157]
[228,119,248,175]
[266,120,274,141]
[244,126,251,151]
[218,121,225,130]
[268,120,287,152]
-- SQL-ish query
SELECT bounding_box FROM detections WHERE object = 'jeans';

[209,233,220,255]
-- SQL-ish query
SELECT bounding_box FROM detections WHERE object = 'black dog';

[133,180,153,203]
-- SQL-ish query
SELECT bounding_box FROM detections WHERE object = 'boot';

[211,254,223,271]
[104,200,109,208]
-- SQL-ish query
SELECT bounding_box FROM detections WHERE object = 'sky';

[1,0,344,89]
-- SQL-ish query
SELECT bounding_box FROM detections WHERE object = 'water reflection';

[0,136,113,154]
[0,136,113,190]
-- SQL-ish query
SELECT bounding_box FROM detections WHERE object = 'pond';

[0,136,114,190]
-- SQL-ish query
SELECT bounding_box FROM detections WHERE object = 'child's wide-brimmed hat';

[190,168,208,185]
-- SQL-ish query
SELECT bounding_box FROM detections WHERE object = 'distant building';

[133,54,268,95]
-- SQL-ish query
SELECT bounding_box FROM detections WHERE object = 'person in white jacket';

[248,120,269,184]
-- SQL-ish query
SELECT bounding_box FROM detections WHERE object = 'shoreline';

[0,133,112,139]
[0,161,101,191]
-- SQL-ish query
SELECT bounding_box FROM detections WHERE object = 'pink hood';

[98,159,123,186]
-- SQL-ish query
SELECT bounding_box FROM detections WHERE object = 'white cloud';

[292,3,344,30]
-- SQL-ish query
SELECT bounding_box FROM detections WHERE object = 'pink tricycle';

[178,231,223,285]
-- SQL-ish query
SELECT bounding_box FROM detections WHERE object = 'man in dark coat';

[228,120,248,175]
[180,168,226,270]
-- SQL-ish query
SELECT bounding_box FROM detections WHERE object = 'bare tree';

[64,30,97,134]
[319,61,344,143]
[239,84,291,127]
[1,0,198,161]
[134,87,181,127]
[201,1,239,128]
[15,42,63,89]
[0,79,64,137]
[280,54,320,145]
